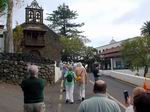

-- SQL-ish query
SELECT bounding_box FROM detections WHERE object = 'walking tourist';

[92,63,100,81]
[64,66,76,104]
[21,65,46,112]
[75,62,87,101]
[62,64,68,92]
[125,87,146,112]
[78,80,121,112]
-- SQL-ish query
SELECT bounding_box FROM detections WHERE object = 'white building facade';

[96,39,126,70]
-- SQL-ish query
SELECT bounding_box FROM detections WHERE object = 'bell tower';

[25,0,43,23]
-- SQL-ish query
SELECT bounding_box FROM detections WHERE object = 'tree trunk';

[6,0,14,53]
[144,65,148,77]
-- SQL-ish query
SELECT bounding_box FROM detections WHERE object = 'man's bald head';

[93,80,107,94]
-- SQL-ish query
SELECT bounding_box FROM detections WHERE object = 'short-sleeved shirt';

[78,93,121,112]
[125,105,134,112]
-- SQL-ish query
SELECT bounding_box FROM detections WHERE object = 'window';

[28,11,34,22]
[36,12,41,22]
[32,32,39,40]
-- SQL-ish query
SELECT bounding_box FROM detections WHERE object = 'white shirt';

[125,105,134,112]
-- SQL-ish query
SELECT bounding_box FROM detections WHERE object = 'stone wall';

[0,53,55,84]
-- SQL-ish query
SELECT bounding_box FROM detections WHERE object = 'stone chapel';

[21,0,61,61]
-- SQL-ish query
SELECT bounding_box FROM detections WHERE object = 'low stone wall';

[0,53,55,84]
[102,70,150,89]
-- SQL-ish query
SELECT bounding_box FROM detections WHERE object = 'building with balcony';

[17,0,61,61]
[96,39,126,70]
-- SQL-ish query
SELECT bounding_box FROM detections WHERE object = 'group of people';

[20,62,88,112]
[62,62,88,104]
[20,63,150,112]
[78,80,150,112]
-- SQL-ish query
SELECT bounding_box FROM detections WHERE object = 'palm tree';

[141,21,150,36]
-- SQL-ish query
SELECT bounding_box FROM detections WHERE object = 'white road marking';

[89,80,126,109]
[57,103,62,112]
[61,80,63,88]
[60,88,63,93]
[59,94,63,100]
[58,80,63,112]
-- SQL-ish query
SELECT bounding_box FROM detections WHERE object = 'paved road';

[0,80,94,112]
[89,73,135,103]
[88,73,135,112]
[0,73,136,112]
[0,84,23,112]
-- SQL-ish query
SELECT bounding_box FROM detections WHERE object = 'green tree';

[80,46,100,71]
[60,36,84,61]
[46,3,92,62]
[80,46,98,63]
[46,3,84,38]
[122,36,150,77]
[13,24,23,52]
[60,37,98,65]
[141,21,150,36]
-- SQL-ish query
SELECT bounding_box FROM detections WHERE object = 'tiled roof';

[101,46,121,55]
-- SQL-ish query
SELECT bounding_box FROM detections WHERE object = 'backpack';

[66,72,73,82]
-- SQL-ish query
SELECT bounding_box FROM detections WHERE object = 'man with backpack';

[64,66,77,104]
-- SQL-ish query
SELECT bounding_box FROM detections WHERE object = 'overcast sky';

[1,0,150,47]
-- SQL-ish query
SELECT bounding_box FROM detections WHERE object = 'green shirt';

[64,71,76,85]
[21,77,46,104]
[78,93,121,112]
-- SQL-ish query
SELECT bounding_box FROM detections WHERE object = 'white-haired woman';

[75,62,88,101]
[21,65,46,112]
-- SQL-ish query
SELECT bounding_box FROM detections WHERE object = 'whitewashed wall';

[96,41,122,53]
[102,70,150,89]
[54,62,62,82]
[0,29,4,52]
